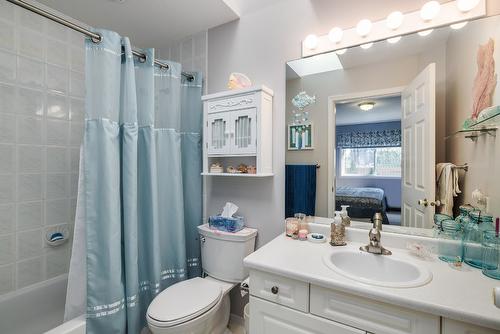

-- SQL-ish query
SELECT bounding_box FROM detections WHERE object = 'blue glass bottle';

[455,205,475,229]
[482,230,500,280]
[463,212,494,268]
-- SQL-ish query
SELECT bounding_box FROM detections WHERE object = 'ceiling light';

[457,0,480,12]
[358,102,376,111]
[360,42,373,49]
[386,11,404,30]
[328,27,343,43]
[356,19,372,37]
[304,34,319,50]
[418,29,434,37]
[387,36,402,44]
[450,21,468,30]
[420,1,441,21]
[335,48,347,55]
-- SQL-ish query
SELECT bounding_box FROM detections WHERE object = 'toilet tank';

[197,224,257,283]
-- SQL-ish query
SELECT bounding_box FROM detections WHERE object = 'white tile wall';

[0,2,85,295]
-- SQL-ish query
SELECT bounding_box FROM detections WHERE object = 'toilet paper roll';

[240,277,250,298]
[494,287,500,309]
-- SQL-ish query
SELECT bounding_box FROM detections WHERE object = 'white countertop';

[244,227,500,330]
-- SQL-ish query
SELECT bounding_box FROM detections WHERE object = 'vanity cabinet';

[249,270,499,334]
[202,86,273,176]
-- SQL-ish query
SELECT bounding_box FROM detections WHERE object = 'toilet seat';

[147,277,223,328]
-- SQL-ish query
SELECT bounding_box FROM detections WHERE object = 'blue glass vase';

[463,212,494,268]
[482,231,500,280]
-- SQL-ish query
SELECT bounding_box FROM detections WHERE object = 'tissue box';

[208,215,245,233]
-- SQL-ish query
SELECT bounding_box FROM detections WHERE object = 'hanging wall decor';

[288,122,314,150]
[291,91,316,125]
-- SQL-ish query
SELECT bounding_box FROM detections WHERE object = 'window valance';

[337,129,401,148]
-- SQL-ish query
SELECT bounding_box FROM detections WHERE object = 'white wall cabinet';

[249,270,500,334]
[202,86,273,176]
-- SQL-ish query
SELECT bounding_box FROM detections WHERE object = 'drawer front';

[207,93,256,113]
[442,319,500,334]
[250,270,309,312]
[310,285,439,334]
[250,296,365,334]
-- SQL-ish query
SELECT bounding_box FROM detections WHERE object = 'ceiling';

[336,95,402,126]
[35,0,240,49]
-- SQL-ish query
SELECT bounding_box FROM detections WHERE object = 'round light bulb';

[387,36,402,44]
[328,27,343,43]
[304,34,318,50]
[335,48,347,55]
[386,11,404,30]
[418,29,434,37]
[457,0,480,12]
[360,42,373,50]
[420,1,441,21]
[356,19,372,37]
[450,21,468,30]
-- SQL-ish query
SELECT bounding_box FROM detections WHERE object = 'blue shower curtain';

[82,30,202,334]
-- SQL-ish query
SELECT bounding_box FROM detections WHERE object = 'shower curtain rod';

[6,0,195,81]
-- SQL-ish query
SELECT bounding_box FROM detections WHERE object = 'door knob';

[418,199,429,207]
[430,200,441,207]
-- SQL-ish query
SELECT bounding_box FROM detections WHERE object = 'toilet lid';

[147,277,222,327]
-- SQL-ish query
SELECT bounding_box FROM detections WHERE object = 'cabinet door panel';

[230,108,257,155]
[250,296,365,334]
[442,319,500,334]
[206,112,231,155]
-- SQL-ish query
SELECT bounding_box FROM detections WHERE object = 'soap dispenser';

[330,211,346,246]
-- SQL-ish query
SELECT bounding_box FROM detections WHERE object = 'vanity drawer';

[207,93,256,113]
[310,285,440,334]
[250,270,309,312]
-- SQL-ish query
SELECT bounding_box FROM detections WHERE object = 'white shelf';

[201,172,274,177]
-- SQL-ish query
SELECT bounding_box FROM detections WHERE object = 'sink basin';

[323,250,432,288]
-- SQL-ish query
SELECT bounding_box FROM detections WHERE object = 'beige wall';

[446,15,500,217]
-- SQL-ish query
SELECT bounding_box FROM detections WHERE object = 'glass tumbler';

[437,228,463,263]
[482,231,500,280]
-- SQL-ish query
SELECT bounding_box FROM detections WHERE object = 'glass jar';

[455,205,475,228]
[482,230,500,280]
[437,220,463,263]
[285,218,299,238]
[463,211,494,268]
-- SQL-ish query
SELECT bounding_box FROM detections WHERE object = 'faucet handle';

[372,213,383,231]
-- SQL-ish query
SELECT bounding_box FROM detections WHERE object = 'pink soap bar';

[298,229,308,240]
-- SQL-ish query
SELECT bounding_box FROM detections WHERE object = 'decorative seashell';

[227,72,252,90]
[45,225,69,247]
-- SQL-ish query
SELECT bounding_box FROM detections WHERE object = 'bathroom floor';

[227,316,246,334]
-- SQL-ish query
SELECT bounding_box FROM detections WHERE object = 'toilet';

[146,224,258,334]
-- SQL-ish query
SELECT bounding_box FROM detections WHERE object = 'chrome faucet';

[360,213,392,255]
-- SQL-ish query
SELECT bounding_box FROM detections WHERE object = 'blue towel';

[285,164,317,218]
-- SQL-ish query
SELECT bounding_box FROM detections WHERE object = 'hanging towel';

[285,164,317,217]
[436,163,461,216]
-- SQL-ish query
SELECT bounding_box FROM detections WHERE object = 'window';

[340,147,401,177]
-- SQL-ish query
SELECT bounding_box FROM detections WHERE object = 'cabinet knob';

[271,286,279,295]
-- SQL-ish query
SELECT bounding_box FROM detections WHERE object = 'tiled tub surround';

[0,1,85,296]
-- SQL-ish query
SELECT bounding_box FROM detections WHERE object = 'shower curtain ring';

[91,34,102,44]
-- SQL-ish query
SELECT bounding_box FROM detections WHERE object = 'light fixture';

[386,11,404,30]
[420,1,441,21]
[328,27,343,43]
[356,19,372,37]
[304,34,318,50]
[358,102,376,111]
[335,48,347,55]
[360,42,373,49]
[450,21,468,30]
[457,0,480,12]
[387,36,402,44]
[418,29,434,37]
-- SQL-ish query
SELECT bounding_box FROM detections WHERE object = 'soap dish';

[45,226,69,247]
[307,233,326,243]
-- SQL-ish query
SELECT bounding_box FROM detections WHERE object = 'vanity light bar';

[301,0,486,58]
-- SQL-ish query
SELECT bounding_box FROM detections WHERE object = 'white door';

[250,297,365,334]
[230,108,257,155]
[206,112,231,155]
[401,63,436,228]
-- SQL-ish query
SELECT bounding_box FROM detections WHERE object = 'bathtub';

[0,274,84,334]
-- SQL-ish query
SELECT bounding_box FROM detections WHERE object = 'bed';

[335,186,389,224]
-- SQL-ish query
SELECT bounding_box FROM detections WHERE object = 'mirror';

[285,15,500,236]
